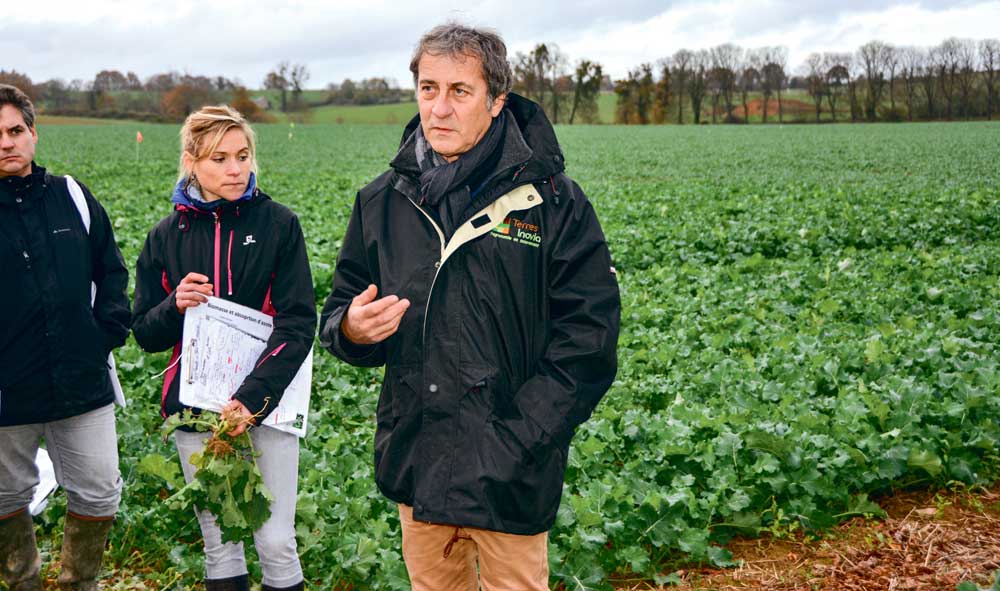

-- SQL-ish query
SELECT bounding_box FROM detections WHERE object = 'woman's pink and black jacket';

[131,179,316,423]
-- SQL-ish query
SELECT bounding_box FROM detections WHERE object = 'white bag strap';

[64,175,126,407]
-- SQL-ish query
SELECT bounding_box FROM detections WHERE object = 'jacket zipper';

[405,196,446,347]
[213,212,221,298]
[227,229,235,295]
[255,342,287,369]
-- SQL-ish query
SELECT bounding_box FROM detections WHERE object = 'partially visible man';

[320,24,620,590]
[0,84,130,591]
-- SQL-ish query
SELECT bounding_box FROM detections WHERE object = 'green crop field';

[24,120,1000,590]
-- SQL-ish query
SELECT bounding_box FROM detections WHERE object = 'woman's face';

[185,128,252,202]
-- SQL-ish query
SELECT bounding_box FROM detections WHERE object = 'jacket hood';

[390,93,566,192]
[171,172,259,213]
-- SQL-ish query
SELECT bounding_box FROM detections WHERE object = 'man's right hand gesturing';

[341,284,410,345]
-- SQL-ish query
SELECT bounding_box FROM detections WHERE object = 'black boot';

[262,581,304,591]
[57,512,114,591]
[0,507,42,591]
[205,574,250,591]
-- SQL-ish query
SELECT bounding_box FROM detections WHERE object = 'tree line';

[615,37,999,124]
[509,37,999,125]
[5,36,998,125]
[0,62,413,123]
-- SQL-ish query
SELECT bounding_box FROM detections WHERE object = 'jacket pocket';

[374,364,422,502]
[478,417,567,529]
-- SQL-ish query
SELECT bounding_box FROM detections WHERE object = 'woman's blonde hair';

[177,105,258,182]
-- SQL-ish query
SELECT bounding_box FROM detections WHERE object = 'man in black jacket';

[0,85,130,591]
[320,24,620,589]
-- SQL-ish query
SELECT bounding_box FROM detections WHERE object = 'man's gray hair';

[0,84,36,130]
[409,23,514,105]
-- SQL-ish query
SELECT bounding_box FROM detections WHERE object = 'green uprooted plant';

[145,407,273,544]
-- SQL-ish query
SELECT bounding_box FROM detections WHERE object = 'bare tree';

[263,61,290,112]
[546,47,569,124]
[670,49,693,124]
[613,70,638,124]
[981,38,1000,120]
[688,50,709,124]
[885,45,899,113]
[513,43,569,123]
[759,47,788,123]
[898,46,923,121]
[845,54,863,122]
[824,53,850,123]
[636,63,655,124]
[954,39,978,120]
[936,38,961,119]
[710,44,741,122]
[707,62,723,124]
[92,70,129,92]
[290,63,310,111]
[568,60,603,124]
[37,78,69,110]
[824,54,850,122]
[858,40,890,120]
[145,72,179,93]
[738,57,759,122]
[652,61,671,124]
[803,53,826,122]
[920,46,939,118]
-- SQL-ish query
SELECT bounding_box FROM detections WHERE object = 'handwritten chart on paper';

[179,297,312,437]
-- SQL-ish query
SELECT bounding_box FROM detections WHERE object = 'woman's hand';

[175,272,213,314]
[222,399,255,436]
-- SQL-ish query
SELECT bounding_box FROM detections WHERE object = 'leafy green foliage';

[143,409,273,545]
[31,121,1000,589]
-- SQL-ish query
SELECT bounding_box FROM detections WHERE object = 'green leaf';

[908,449,943,477]
[136,453,184,490]
[707,546,738,567]
[653,572,682,586]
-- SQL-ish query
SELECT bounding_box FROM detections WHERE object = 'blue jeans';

[0,403,121,517]
[174,426,303,587]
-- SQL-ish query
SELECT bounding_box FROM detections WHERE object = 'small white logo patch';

[243,235,256,246]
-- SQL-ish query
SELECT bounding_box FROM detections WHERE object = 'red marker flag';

[136,131,143,143]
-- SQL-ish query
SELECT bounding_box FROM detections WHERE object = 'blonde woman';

[132,105,315,591]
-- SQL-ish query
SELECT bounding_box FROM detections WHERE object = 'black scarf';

[415,110,508,239]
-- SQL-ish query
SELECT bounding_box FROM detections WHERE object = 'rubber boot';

[262,581,304,591]
[56,512,114,591]
[205,574,251,591]
[0,507,42,591]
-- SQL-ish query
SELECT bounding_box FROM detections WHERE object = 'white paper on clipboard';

[178,297,312,437]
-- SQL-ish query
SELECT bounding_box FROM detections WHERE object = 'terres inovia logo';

[491,216,541,248]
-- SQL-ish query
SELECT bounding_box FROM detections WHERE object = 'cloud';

[3,0,997,86]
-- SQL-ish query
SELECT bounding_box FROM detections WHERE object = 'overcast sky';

[4,0,999,89]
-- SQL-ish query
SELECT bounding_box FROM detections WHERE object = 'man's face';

[417,52,505,163]
[0,104,37,178]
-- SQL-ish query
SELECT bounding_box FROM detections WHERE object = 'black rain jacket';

[320,94,621,534]
[132,189,316,423]
[0,164,130,426]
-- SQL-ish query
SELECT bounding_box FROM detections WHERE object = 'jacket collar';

[171,172,260,214]
[389,93,565,203]
[0,162,49,204]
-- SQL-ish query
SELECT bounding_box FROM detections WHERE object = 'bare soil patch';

[618,485,1000,591]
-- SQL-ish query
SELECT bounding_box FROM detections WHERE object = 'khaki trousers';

[399,504,549,591]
